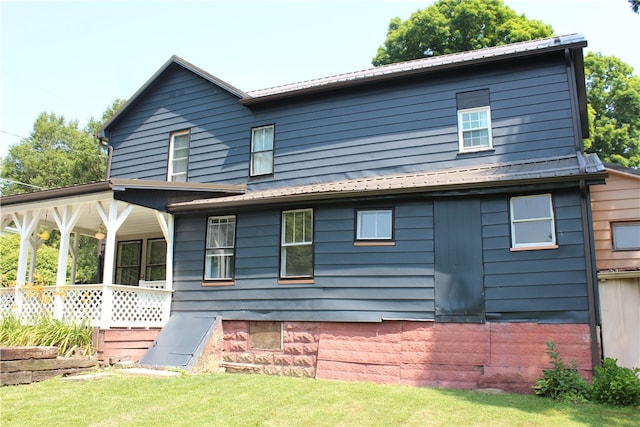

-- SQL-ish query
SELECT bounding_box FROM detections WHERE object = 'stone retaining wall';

[0,347,98,386]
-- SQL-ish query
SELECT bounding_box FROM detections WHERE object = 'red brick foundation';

[222,320,593,393]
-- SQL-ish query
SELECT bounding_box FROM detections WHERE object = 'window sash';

[356,209,393,240]
[251,125,274,176]
[145,239,167,281]
[612,222,640,251]
[510,194,556,248]
[205,216,236,280]
[458,107,492,152]
[169,131,189,181]
[281,209,313,277]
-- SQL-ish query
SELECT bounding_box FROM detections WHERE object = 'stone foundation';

[221,320,593,393]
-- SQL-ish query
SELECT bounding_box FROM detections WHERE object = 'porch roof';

[1,179,246,236]
[169,153,607,212]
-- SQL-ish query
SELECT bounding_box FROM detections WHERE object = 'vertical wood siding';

[590,170,640,270]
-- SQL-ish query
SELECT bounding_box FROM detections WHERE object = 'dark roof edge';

[168,170,607,213]
[0,179,246,206]
[240,35,587,106]
[604,162,640,177]
[98,55,248,138]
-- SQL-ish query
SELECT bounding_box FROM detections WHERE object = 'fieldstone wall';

[1,347,98,386]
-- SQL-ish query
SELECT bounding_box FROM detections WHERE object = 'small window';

[458,107,493,152]
[612,222,640,251]
[251,125,274,176]
[281,209,313,278]
[168,130,190,182]
[205,216,236,280]
[115,240,142,286]
[510,194,556,249]
[356,209,393,240]
[145,238,167,281]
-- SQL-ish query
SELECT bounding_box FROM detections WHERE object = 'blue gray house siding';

[171,187,590,324]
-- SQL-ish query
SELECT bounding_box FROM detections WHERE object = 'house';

[591,163,640,369]
[0,34,609,392]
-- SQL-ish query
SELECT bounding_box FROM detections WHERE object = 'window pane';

[205,249,234,279]
[357,210,392,239]
[251,151,273,175]
[173,134,189,149]
[613,223,640,250]
[512,195,551,220]
[252,126,274,152]
[282,244,313,276]
[463,129,490,148]
[173,157,188,174]
[513,220,554,245]
[207,217,235,248]
[146,240,167,265]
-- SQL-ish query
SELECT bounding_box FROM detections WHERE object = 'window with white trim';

[281,209,313,278]
[510,194,556,248]
[168,130,190,182]
[250,125,274,176]
[458,106,493,152]
[612,222,640,251]
[205,216,236,280]
[356,209,393,241]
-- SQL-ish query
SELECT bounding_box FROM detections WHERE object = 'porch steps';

[138,312,222,371]
[94,328,161,366]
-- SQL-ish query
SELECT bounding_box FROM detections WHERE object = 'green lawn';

[1,372,638,426]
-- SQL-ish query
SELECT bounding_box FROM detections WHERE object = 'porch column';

[51,205,82,286]
[155,211,174,291]
[68,232,79,285]
[27,235,46,284]
[11,210,42,286]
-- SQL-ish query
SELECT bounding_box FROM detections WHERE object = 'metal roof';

[169,153,606,212]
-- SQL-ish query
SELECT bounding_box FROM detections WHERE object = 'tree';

[372,0,553,66]
[630,0,639,13]
[584,53,640,168]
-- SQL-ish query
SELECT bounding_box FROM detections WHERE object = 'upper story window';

[356,209,393,241]
[612,222,640,251]
[250,125,274,177]
[456,89,492,153]
[281,209,313,278]
[168,130,190,182]
[510,194,557,250]
[205,216,236,281]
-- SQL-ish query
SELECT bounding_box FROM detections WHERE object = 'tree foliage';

[584,53,640,168]
[630,0,639,13]
[372,0,553,66]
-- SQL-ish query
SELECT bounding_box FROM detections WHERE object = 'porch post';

[69,232,79,285]
[96,199,134,329]
[27,235,45,284]
[11,210,42,286]
[52,205,82,286]
[154,211,174,291]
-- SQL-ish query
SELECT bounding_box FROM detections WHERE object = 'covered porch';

[0,179,245,330]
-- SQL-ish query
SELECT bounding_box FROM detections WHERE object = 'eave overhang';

[168,153,607,213]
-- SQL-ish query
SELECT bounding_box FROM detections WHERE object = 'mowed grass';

[1,372,638,426]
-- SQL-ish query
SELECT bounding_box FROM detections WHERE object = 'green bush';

[592,358,640,406]
[533,340,591,403]
[0,314,94,357]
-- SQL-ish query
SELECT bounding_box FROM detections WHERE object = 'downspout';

[566,47,601,368]
[97,136,113,180]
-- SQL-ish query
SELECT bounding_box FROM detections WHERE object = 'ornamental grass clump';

[0,314,93,357]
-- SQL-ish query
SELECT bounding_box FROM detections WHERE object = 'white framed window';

[281,209,313,278]
[458,106,493,152]
[145,238,167,281]
[251,125,274,176]
[205,216,236,280]
[612,222,640,251]
[510,194,556,249]
[356,209,393,240]
[168,130,190,182]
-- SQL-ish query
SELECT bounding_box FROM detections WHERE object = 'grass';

[1,372,639,426]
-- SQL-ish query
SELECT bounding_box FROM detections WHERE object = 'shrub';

[533,340,591,403]
[592,358,640,406]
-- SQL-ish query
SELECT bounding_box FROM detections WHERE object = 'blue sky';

[1,1,639,160]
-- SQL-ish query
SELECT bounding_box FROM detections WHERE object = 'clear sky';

[1,0,639,160]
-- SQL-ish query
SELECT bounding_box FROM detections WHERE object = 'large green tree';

[584,53,640,168]
[372,0,553,66]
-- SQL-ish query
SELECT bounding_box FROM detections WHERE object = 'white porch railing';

[0,284,172,329]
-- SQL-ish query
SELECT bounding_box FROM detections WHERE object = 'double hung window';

[456,89,492,153]
[251,125,274,176]
[281,209,313,278]
[205,216,236,280]
[510,194,556,249]
[168,130,190,182]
